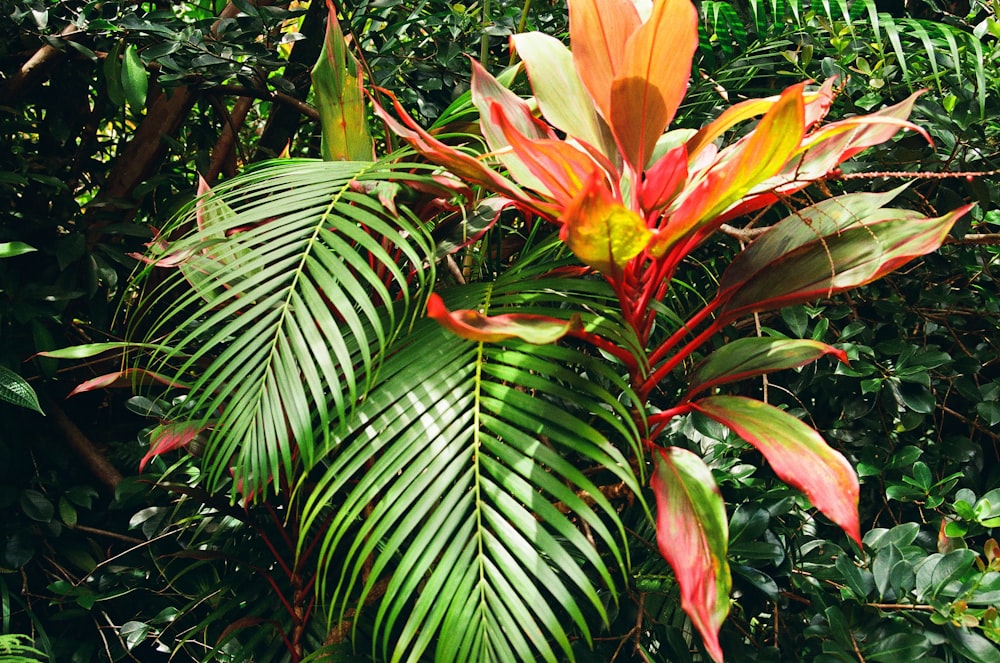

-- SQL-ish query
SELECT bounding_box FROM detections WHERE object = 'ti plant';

[59,0,970,660]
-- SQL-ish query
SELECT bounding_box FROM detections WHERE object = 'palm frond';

[300,259,645,663]
[132,159,437,496]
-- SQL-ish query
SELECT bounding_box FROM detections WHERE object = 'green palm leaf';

[300,262,644,663]
[133,159,437,496]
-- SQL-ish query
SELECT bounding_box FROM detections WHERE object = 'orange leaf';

[610,0,699,171]
[568,0,640,121]
[493,103,607,207]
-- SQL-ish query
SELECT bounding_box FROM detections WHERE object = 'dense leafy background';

[2,0,1000,660]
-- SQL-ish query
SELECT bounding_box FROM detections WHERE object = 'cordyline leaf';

[427,293,582,344]
[686,338,848,399]
[651,446,730,663]
[640,142,688,212]
[569,0,640,123]
[691,395,861,545]
[610,0,699,171]
[470,59,556,194]
[493,104,606,207]
[68,368,188,397]
[372,90,554,218]
[511,32,617,160]
[685,78,837,161]
[312,0,373,161]
[559,173,651,275]
[650,84,805,257]
[717,205,972,322]
[140,421,206,471]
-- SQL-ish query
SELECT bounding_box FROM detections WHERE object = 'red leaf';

[651,446,731,663]
[692,395,861,545]
[140,421,205,472]
[68,368,187,397]
[426,293,582,344]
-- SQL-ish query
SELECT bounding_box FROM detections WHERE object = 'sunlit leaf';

[568,0,640,124]
[312,0,373,161]
[651,446,730,663]
[610,0,699,171]
[692,395,861,544]
[717,204,972,321]
[511,32,617,159]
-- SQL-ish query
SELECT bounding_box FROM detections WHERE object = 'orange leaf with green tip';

[651,446,731,663]
[426,293,582,344]
[691,395,862,545]
[559,173,651,275]
[610,0,699,171]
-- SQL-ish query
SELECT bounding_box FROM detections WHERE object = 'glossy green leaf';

[692,395,861,544]
[300,269,642,663]
[651,446,730,663]
[0,365,43,414]
[686,338,848,398]
[121,44,148,110]
[0,241,37,258]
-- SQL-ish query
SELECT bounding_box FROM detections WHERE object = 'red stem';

[646,300,718,368]
[569,329,638,370]
[640,318,722,400]
[647,403,695,438]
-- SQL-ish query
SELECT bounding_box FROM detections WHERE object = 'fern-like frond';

[132,159,438,496]
[300,266,644,663]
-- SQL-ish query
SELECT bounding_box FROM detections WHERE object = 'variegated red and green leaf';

[685,338,848,399]
[716,205,971,322]
[651,446,730,663]
[426,293,582,344]
[140,421,207,471]
[691,395,861,545]
[649,84,806,258]
[610,0,699,171]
